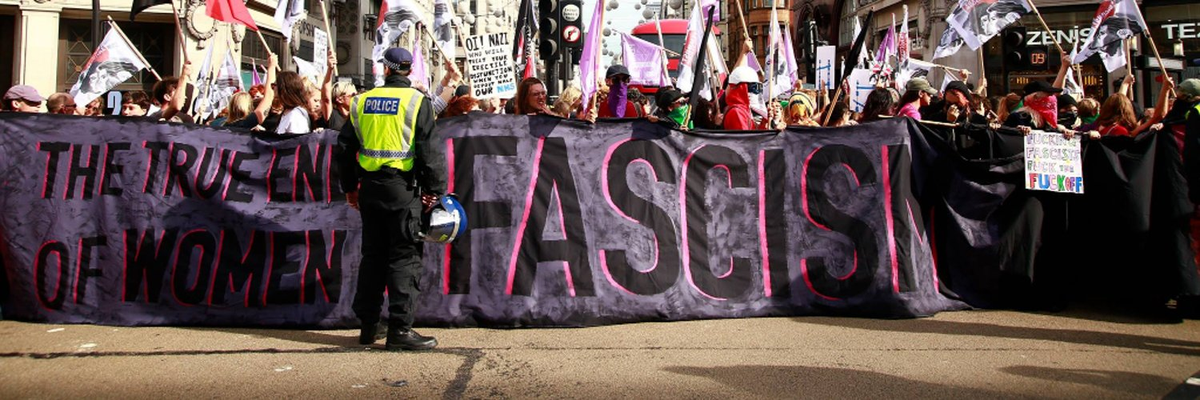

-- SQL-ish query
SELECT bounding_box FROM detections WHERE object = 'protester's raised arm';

[1053,55,1069,89]
[1118,74,1135,98]
[254,55,278,124]
[321,50,336,121]
[732,39,753,70]
[1133,77,1176,136]
[162,62,191,121]
[1154,77,1175,121]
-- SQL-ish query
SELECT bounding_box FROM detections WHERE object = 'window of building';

[242,31,283,66]
[839,0,859,46]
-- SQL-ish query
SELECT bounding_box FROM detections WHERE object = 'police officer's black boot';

[385,325,437,351]
[358,322,387,345]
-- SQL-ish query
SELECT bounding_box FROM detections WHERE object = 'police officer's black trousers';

[351,169,424,330]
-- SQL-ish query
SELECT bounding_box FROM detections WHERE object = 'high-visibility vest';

[348,86,425,172]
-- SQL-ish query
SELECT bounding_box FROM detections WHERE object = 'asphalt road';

[1,308,1198,399]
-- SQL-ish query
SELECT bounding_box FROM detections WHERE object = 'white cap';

[728,66,759,85]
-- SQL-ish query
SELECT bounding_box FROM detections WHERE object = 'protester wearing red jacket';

[724,66,775,130]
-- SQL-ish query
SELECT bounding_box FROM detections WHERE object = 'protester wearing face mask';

[1056,94,1080,129]
[654,87,691,129]
[598,65,642,118]
[922,80,985,125]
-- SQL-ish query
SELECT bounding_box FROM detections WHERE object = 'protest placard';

[313,28,328,78]
[847,69,874,113]
[815,46,836,90]
[1024,130,1084,193]
[465,32,518,99]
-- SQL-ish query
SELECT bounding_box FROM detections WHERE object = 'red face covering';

[1023,93,1058,129]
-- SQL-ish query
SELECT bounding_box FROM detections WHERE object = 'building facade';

[0,0,522,109]
[0,0,323,102]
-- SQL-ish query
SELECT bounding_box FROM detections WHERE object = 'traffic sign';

[563,25,581,43]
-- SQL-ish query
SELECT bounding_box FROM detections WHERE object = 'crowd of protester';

[3,43,1198,150]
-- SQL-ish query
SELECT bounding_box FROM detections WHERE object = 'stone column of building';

[14,0,63,97]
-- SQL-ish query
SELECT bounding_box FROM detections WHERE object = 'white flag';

[274,0,305,44]
[1064,41,1084,97]
[677,0,719,93]
[765,18,798,96]
[433,0,456,61]
[190,43,216,118]
[293,56,320,83]
[1072,0,1147,72]
[374,0,427,86]
[947,0,1031,51]
[206,47,243,118]
[70,28,150,108]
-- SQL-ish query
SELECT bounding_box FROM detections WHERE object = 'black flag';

[686,5,717,108]
[838,9,874,85]
[131,0,172,21]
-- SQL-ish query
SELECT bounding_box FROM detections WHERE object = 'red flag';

[207,0,259,31]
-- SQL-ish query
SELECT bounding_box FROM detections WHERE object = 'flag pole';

[766,7,778,124]
[977,47,986,96]
[821,86,843,126]
[106,17,162,80]
[454,22,472,85]
[1025,0,1066,56]
[654,13,673,86]
[1117,3,1174,97]
[420,24,462,78]
[733,0,751,42]
[253,30,280,71]
[167,0,189,65]
[1143,31,1172,84]
[317,0,338,76]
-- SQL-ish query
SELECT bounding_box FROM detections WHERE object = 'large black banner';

[0,113,964,327]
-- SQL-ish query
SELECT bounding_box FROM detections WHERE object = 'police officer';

[338,47,446,351]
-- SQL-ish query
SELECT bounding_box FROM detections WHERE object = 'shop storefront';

[981,6,1112,100]
[1142,0,1200,107]
[980,1,1198,108]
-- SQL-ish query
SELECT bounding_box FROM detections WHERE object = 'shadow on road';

[664,365,1009,398]
[999,365,1178,396]
[188,327,354,347]
[793,316,1200,356]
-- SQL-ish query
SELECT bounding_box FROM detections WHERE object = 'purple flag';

[745,50,762,72]
[619,33,669,87]
[875,23,895,64]
[251,59,262,86]
[411,37,430,89]
[580,0,604,114]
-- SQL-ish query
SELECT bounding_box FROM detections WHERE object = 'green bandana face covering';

[669,105,693,129]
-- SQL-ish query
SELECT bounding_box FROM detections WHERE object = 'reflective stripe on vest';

[349,87,425,172]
